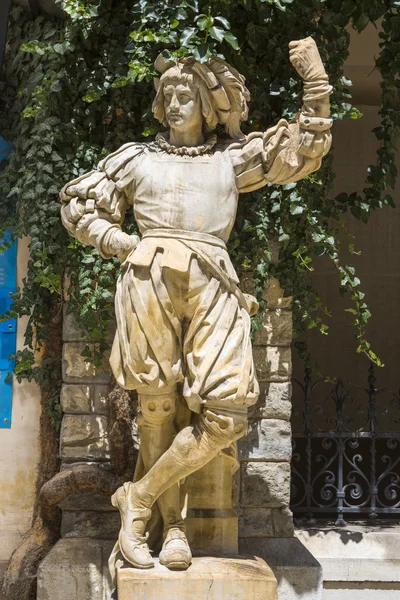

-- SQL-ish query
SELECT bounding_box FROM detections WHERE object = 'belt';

[142,228,227,249]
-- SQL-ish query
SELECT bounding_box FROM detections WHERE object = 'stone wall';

[236,277,294,544]
[59,277,294,542]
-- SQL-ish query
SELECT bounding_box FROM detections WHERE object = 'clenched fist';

[289,37,327,82]
[108,230,139,263]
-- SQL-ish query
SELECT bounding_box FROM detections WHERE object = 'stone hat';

[153,52,250,138]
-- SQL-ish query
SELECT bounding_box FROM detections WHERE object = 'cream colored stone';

[272,507,295,537]
[60,383,110,414]
[250,381,292,420]
[60,414,110,461]
[238,419,292,461]
[238,507,274,537]
[253,309,293,346]
[254,346,292,381]
[117,557,277,600]
[185,455,238,555]
[241,461,291,508]
[263,278,292,309]
[62,342,111,383]
[61,384,92,414]
[37,538,113,600]
[62,305,84,342]
[60,41,331,575]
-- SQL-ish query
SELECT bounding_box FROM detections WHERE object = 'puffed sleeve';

[230,78,332,191]
[230,116,331,192]
[60,143,144,258]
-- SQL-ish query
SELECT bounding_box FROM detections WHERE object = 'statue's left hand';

[289,37,327,81]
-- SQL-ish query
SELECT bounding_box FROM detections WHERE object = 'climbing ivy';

[0,0,399,424]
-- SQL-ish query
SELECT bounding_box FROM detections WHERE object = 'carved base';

[117,556,277,600]
[185,508,238,555]
[184,454,238,556]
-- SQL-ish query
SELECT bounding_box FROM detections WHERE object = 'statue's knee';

[202,409,247,446]
[137,393,177,428]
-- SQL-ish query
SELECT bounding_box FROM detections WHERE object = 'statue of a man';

[60,38,332,575]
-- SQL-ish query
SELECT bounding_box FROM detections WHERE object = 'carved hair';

[152,56,250,139]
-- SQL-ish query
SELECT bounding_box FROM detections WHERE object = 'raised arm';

[60,143,143,261]
[264,37,332,184]
[231,37,332,192]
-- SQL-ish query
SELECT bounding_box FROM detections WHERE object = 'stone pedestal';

[185,454,238,555]
[117,556,277,600]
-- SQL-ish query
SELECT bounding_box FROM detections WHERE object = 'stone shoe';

[111,483,154,569]
[159,528,192,570]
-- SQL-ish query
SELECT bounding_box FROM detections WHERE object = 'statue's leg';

[137,393,187,527]
[137,392,194,569]
[126,405,247,511]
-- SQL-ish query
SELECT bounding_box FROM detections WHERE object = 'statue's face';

[163,79,203,132]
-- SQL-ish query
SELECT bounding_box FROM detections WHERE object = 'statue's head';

[152,55,250,140]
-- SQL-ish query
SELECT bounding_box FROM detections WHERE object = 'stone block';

[253,309,293,347]
[263,278,292,310]
[60,461,113,472]
[62,342,111,384]
[239,537,323,600]
[323,585,400,600]
[238,507,273,537]
[241,461,291,508]
[61,510,120,539]
[186,509,238,556]
[93,385,110,414]
[61,384,92,414]
[0,560,7,584]
[37,538,114,600]
[117,557,277,600]
[60,384,110,414]
[254,345,292,382]
[63,306,85,342]
[297,526,400,582]
[58,491,116,512]
[60,414,110,461]
[232,469,240,508]
[250,381,292,420]
[272,507,295,537]
[238,419,292,461]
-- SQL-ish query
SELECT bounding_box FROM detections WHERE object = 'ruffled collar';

[156,132,217,156]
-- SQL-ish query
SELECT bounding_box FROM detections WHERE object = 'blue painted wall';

[0,136,16,428]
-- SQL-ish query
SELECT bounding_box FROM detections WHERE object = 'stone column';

[237,277,294,541]
[238,278,323,600]
[58,306,119,540]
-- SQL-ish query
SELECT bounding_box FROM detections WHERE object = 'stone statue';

[60,37,332,580]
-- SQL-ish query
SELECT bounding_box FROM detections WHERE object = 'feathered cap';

[152,53,250,139]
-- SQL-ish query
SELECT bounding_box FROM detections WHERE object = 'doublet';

[60,121,331,410]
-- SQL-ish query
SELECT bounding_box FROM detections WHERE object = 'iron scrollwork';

[291,365,400,524]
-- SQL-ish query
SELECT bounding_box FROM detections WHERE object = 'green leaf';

[209,26,225,43]
[215,16,230,30]
[354,12,370,31]
[196,15,214,30]
[290,205,304,215]
[223,31,239,50]
[180,27,197,47]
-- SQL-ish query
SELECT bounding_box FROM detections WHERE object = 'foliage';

[0,0,399,424]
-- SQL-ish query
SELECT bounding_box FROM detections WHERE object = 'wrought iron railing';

[290,365,400,525]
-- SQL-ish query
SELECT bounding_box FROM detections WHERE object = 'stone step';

[117,556,277,600]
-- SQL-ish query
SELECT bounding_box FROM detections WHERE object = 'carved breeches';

[110,251,259,414]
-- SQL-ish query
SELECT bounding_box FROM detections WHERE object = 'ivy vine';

[0,0,399,426]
